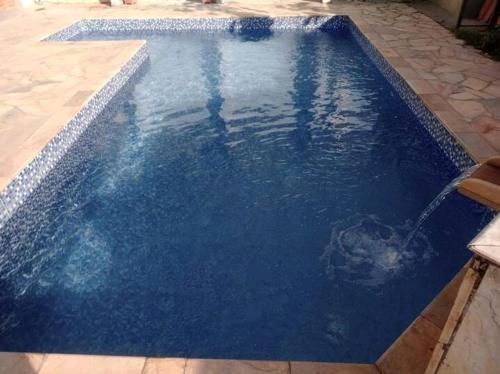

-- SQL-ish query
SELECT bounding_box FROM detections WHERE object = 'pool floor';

[0,26,488,362]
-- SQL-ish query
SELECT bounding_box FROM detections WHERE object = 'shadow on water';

[290,32,318,151]
[228,17,274,42]
[200,35,228,157]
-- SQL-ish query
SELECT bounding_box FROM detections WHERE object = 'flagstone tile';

[376,316,441,374]
[290,362,379,374]
[38,354,146,374]
[433,65,466,74]
[0,352,45,374]
[484,85,500,97]
[184,359,289,374]
[449,91,480,101]
[439,72,465,84]
[448,99,486,119]
[483,131,500,152]
[464,87,496,100]
[454,132,498,160]
[63,89,94,107]
[462,77,488,91]
[143,358,186,374]
[407,78,436,94]
[472,116,500,133]
[435,110,474,132]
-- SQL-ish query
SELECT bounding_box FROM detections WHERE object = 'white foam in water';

[61,223,111,293]
[320,214,434,288]
[325,313,349,344]
[98,112,146,198]
[0,215,67,298]
[321,166,480,288]
[0,224,111,335]
[113,111,129,125]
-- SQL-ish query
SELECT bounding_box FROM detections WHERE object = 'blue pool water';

[0,26,488,362]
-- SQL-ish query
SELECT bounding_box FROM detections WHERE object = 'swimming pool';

[0,17,488,362]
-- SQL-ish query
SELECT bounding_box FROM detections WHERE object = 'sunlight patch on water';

[324,314,349,344]
[113,111,129,125]
[97,114,145,198]
[62,224,111,294]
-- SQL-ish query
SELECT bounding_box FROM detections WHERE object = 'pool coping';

[469,214,500,267]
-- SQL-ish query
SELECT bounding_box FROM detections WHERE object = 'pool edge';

[0,40,149,228]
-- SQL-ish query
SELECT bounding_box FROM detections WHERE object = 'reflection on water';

[325,313,350,345]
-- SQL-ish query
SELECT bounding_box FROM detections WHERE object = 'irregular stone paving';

[347,3,500,162]
[0,1,499,373]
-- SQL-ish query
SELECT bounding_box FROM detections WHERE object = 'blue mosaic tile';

[348,20,474,171]
[0,43,149,228]
[43,20,86,41]
[43,16,348,40]
[1,16,475,228]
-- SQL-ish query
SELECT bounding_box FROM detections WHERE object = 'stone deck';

[0,0,499,373]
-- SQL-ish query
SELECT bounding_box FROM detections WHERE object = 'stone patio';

[0,0,499,373]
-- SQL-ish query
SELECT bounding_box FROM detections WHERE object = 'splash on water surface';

[321,214,435,288]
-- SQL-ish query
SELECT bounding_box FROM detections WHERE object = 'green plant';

[456,27,500,60]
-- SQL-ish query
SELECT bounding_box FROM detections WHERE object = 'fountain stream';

[403,164,480,247]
